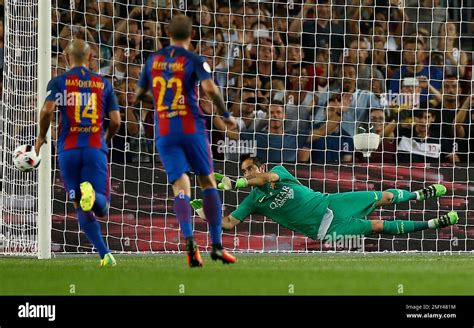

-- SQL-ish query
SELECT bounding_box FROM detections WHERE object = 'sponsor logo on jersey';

[269,186,294,210]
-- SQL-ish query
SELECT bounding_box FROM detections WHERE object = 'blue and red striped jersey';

[45,66,119,154]
[138,45,212,138]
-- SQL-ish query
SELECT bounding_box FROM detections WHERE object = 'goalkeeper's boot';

[100,253,117,267]
[80,181,96,212]
[433,211,459,228]
[210,245,236,264]
[415,184,447,201]
[186,238,203,268]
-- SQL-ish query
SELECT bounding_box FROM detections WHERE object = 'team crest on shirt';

[203,62,211,73]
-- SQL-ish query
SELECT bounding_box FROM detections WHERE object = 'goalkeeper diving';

[191,155,459,240]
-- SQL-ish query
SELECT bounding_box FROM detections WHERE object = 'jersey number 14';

[72,92,98,124]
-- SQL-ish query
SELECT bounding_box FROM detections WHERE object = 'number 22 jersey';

[138,45,212,140]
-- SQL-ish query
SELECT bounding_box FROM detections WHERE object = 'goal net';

[1,0,473,255]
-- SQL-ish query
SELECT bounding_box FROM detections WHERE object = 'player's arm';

[222,215,241,230]
[105,110,121,144]
[35,78,60,155]
[454,95,473,138]
[201,79,236,130]
[214,171,280,190]
[133,57,154,106]
[104,83,122,144]
[190,199,248,229]
[133,86,153,106]
[243,172,280,187]
[35,100,56,155]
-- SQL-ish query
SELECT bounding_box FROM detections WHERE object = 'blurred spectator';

[436,22,468,78]
[233,96,267,136]
[388,37,443,104]
[242,102,307,163]
[110,79,140,164]
[100,36,137,81]
[285,66,315,134]
[127,63,142,80]
[213,4,247,93]
[58,25,100,59]
[247,37,285,89]
[357,107,397,163]
[371,67,386,101]
[315,64,381,136]
[300,94,353,163]
[397,109,457,163]
[404,0,447,50]
[264,79,286,104]
[389,75,423,125]
[307,47,331,93]
[433,75,471,161]
[272,12,292,46]
[373,12,399,51]
[113,6,143,49]
[370,24,400,79]
[290,0,344,64]
[344,37,371,90]
[192,4,224,61]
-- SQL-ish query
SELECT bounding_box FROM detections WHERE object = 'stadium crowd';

[1,0,473,165]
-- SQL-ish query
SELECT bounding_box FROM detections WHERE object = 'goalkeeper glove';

[190,199,206,221]
[235,178,248,188]
[214,172,233,190]
[214,173,248,190]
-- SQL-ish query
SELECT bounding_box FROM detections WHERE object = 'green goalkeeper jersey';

[230,166,329,239]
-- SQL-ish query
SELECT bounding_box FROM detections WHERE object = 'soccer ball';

[13,145,41,172]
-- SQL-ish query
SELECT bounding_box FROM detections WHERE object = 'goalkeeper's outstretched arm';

[222,215,241,230]
[190,198,242,229]
[235,172,280,188]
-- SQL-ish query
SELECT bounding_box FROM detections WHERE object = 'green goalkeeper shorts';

[325,191,383,237]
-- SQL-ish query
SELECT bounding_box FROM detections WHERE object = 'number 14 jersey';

[45,66,119,154]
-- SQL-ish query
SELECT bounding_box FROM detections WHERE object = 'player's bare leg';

[173,174,203,267]
[198,174,236,264]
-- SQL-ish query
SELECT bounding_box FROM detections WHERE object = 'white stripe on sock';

[428,219,437,229]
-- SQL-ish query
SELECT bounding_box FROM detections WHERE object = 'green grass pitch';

[1,254,473,295]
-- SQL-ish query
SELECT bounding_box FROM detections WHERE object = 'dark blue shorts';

[58,148,110,203]
[156,133,213,183]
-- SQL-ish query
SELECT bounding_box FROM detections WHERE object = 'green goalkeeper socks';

[386,189,417,204]
[383,220,429,235]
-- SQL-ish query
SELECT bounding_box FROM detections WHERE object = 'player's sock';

[386,189,417,204]
[76,209,109,258]
[202,188,222,245]
[383,220,428,235]
[428,211,459,229]
[92,193,108,217]
[174,193,193,239]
